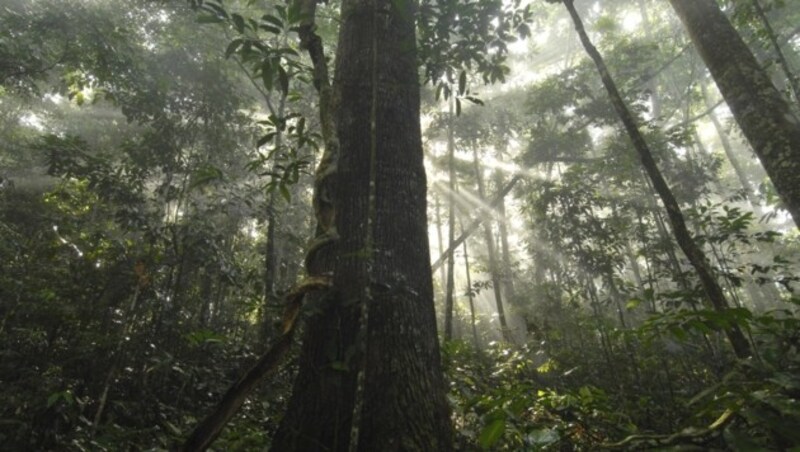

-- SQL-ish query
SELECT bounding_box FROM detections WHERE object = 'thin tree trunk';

[493,171,516,302]
[586,276,617,374]
[638,0,662,121]
[751,0,800,102]
[564,0,752,359]
[261,92,287,341]
[460,221,479,347]
[92,285,140,436]
[699,81,760,207]
[434,193,447,298]
[261,189,279,340]
[444,96,457,341]
[198,270,213,327]
[669,0,800,227]
[472,148,511,342]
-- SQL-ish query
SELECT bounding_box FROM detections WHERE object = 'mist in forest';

[1,0,799,450]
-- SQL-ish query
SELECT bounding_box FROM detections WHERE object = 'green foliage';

[684,310,800,449]
[0,0,307,448]
[418,0,534,101]
[190,0,321,197]
[2,0,800,450]
[445,298,800,450]
[445,340,635,450]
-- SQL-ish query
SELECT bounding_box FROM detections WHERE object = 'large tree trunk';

[271,0,453,448]
[563,0,752,360]
[668,0,800,227]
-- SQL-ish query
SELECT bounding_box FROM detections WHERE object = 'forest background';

[1,0,799,449]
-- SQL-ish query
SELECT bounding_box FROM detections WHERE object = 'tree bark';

[271,0,454,448]
[563,0,752,359]
[668,0,800,227]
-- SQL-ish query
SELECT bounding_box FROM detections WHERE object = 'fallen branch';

[601,408,735,449]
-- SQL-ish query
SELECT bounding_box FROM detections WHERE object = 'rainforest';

[1,0,799,450]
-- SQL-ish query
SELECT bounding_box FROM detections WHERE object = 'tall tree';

[460,225,480,346]
[493,171,516,304]
[749,0,800,103]
[699,80,759,208]
[472,147,511,341]
[271,0,453,448]
[444,96,457,340]
[668,0,800,227]
[560,0,752,360]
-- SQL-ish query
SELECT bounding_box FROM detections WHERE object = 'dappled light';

[1,0,799,450]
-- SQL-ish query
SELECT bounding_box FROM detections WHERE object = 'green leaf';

[200,1,228,18]
[464,96,484,106]
[478,418,505,449]
[260,24,281,34]
[231,13,246,33]
[196,14,224,24]
[669,325,687,341]
[279,183,291,202]
[578,386,594,402]
[275,4,287,21]
[164,420,182,436]
[517,23,531,39]
[189,164,224,189]
[186,329,227,346]
[458,70,466,96]
[456,98,461,116]
[47,392,61,408]
[224,38,243,59]
[257,132,277,147]
[277,46,300,57]
[287,0,302,24]
[262,14,283,29]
